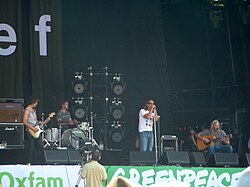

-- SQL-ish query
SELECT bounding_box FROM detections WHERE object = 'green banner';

[105,166,244,187]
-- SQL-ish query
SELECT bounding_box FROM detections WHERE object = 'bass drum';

[45,128,59,142]
[62,128,87,149]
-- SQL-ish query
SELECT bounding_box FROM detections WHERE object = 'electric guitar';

[197,134,232,151]
[28,112,55,139]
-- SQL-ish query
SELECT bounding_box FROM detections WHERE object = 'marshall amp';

[0,123,24,149]
[0,98,24,122]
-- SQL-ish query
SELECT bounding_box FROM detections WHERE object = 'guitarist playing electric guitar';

[196,119,233,159]
[23,96,53,165]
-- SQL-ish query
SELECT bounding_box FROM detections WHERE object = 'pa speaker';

[130,151,156,165]
[189,152,207,166]
[43,150,68,164]
[164,151,190,166]
[208,153,239,167]
[240,153,250,166]
[100,150,123,165]
[67,150,82,164]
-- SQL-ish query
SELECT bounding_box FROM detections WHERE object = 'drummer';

[57,100,79,132]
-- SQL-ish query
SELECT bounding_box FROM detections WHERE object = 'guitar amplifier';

[0,123,24,149]
[0,98,24,122]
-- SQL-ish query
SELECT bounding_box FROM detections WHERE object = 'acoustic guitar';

[197,134,232,151]
[28,112,55,139]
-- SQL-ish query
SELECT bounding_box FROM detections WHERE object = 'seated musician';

[196,119,233,158]
[57,100,78,132]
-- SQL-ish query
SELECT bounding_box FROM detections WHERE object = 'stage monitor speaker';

[100,150,123,165]
[245,153,250,166]
[43,150,68,164]
[240,153,250,166]
[0,98,23,122]
[67,149,82,164]
[165,151,190,166]
[130,151,156,165]
[208,153,239,167]
[0,123,24,149]
[189,152,207,166]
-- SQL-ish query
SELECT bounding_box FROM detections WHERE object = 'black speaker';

[164,151,190,166]
[67,149,82,164]
[130,151,156,165]
[189,152,207,166]
[100,150,123,165]
[43,150,68,164]
[240,153,250,166]
[0,123,24,149]
[208,153,239,167]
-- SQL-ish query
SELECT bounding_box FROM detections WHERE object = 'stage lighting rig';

[72,72,88,94]
[208,0,225,7]
[109,98,125,120]
[111,74,126,96]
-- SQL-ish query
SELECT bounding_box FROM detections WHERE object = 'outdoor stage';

[0,165,246,187]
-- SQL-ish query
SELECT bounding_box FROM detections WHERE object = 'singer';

[138,99,159,151]
[196,119,233,159]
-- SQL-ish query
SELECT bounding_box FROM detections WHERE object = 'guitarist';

[196,119,233,159]
[23,96,51,165]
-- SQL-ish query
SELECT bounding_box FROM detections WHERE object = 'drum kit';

[43,122,95,150]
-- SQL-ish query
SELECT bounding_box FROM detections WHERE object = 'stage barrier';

[0,165,245,187]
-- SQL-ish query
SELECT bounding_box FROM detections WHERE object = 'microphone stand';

[153,109,158,165]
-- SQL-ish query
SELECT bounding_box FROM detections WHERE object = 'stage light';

[109,98,125,120]
[111,74,126,96]
[208,0,225,7]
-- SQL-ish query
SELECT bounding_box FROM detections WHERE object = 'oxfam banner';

[0,165,245,187]
[0,165,84,187]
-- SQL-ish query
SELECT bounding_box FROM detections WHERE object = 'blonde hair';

[210,120,220,131]
[107,176,134,187]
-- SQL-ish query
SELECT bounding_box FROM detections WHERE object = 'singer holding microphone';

[196,119,233,158]
[138,99,159,151]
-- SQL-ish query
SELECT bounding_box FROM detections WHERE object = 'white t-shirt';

[138,109,155,132]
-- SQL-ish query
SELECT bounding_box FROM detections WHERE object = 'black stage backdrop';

[0,0,23,97]
[62,0,169,150]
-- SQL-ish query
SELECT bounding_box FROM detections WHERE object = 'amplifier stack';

[0,98,24,149]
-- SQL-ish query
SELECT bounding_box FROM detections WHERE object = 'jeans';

[139,131,153,151]
[26,131,43,163]
[207,145,233,156]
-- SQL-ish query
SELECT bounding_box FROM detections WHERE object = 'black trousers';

[26,131,43,164]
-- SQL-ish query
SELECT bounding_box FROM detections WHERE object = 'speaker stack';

[0,98,24,149]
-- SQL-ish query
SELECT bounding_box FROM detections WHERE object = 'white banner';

[0,165,85,187]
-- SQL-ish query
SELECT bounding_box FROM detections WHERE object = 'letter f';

[35,15,51,56]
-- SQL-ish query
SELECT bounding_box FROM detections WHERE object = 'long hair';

[28,96,39,105]
[210,119,220,131]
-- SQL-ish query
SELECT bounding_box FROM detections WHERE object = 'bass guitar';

[28,112,55,139]
[197,134,232,151]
